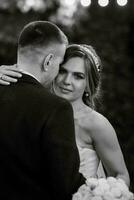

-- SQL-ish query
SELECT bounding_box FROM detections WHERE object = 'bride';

[0,44,130,186]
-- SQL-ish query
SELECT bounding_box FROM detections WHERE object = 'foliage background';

[0,0,133,192]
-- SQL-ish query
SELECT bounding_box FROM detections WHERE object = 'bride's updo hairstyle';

[63,44,102,109]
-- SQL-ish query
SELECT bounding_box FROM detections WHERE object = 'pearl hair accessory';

[77,45,100,72]
[69,44,101,72]
[84,46,100,72]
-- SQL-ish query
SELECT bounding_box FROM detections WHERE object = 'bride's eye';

[74,73,85,80]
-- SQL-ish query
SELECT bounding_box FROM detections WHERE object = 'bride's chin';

[54,89,71,100]
[58,93,70,100]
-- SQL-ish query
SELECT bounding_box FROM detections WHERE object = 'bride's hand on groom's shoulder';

[0,64,22,85]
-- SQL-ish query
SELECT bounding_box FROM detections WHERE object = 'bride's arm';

[90,113,130,187]
[0,64,22,85]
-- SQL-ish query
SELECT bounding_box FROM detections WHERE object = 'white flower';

[118,178,126,185]
[92,186,105,196]
[72,192,82,200]
[91,196,103,200]
[103,191,114,200]
[82,193,93,200]
[129,192,134,200]
[78,184,91,196]
[122,191,134,200]
[110,187,122,198]
[86,178,98,190]
[72,177,134,200]
[98,178,110,192]
[107,176,117,188]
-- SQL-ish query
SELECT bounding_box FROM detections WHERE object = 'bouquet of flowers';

[72,177,134,200]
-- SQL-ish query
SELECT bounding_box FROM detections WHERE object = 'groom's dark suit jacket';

[0,74,85,200]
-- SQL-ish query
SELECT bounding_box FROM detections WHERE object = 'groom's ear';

[42,53,54,72]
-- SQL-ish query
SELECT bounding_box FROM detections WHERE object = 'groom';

[0,21,85,199]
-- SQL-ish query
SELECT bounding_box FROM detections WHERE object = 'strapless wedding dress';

[78,145,105,179]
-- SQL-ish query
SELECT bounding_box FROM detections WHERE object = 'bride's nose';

[63,74,71,85]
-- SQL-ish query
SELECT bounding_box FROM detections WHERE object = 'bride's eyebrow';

[60,66,85,76]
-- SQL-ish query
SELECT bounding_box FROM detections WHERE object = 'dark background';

[0,0,133,192]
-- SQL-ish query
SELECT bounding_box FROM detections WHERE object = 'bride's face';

[53,57,87,103]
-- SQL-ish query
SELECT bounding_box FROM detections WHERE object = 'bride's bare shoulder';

[86,109,116,141]
[74,105,112,132]
[83,109,112,132]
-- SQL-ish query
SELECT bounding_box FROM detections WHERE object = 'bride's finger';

[1,70,22,78]
[0,79,10,85]
[0,74,18,83]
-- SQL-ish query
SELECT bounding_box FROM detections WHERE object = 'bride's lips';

[59,86,72,93]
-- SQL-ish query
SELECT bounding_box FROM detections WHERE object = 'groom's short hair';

[18,21,68,49]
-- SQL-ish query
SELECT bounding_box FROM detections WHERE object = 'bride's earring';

[44,68,48,72]
[85,92,89,97]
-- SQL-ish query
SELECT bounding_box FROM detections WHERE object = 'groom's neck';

[17,59,41,83]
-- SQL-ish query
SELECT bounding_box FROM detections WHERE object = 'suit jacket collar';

[18,73,43,87]
[21,71,39,82]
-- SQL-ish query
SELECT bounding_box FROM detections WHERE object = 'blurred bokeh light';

[80,0,91,7]
[98,0,109,7]
[117,0,128,6]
